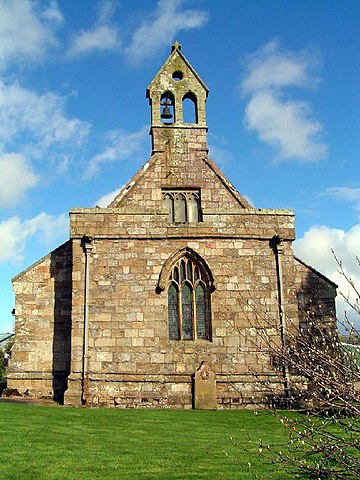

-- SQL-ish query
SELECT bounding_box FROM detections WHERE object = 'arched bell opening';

[182,92,198,124]
[160,92,175,124]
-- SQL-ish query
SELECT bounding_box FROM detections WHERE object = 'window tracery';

[167,256,211,341]
[162,190,201,224]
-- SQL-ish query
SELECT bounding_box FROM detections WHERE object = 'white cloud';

[94,186,124,207]
[0,78,90,154]
[68,1,119,57]
[0,212,68,264]
[244,91,327,161]
[241,40,327,162]
[0,153,39,208]
[125,0,208,64]
[320,187,360,212]
[85,125,148,178]
[0,0,63,70]
[208,145,232,169]
[68,25,119,57]
[241,39,317,94]
[294,224,360,327]
[42,0,64,24]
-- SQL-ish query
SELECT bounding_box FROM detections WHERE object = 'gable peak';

[147,43,208,128]
[171,41,181,52]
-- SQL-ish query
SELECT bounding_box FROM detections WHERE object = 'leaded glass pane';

[168,284,180,340]
[173,266,179,284]
[174,194,186,223]
[196,284,206,339]
[187,260,193,283]
[182,284,193,340]
[188,193,199,223]
[163,194,174,222]
[180,260,186,282]
[194,266,199,281]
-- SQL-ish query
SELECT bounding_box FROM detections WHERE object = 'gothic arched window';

[167,256,211,341]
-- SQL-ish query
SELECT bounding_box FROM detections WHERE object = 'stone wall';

[8,207,336,409]
[8,242,72,402]
[294,257,337,327]
[64,203,298,407]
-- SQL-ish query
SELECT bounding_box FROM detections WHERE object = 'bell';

[161,105,173,120]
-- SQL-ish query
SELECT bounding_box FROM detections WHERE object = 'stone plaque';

[194,362,217,410]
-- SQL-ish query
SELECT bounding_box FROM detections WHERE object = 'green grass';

[0,403,296,480]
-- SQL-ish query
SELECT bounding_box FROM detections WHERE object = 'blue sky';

[0,0,359,332]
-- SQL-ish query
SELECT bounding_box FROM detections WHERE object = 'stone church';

[7,43,337,409]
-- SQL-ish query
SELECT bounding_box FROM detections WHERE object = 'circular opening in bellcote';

[172,71,183,81]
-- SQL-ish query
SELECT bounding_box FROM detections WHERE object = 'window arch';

[167,255,212,341]
[182,92,198,124]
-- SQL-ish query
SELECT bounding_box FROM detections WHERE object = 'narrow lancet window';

[195,284,206,339]
[182,284,193,340]
[163,193,173,222]
[188,193,199,223]
[168,284,180,340]
[174,193,186,223]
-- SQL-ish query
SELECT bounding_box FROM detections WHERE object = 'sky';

[0,0,359,333]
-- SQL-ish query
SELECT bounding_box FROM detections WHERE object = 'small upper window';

[162,189,201,224]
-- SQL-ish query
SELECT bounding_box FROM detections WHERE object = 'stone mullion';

[178,285,183,340]
[169,193,175,223]
[192,286,197,340]
[190,259,197,340]
[184,193,189,223]
[205,289,211,341]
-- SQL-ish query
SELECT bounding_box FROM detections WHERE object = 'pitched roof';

[294,256,338,288]
[108,153,252,209]
[146,41,209,98]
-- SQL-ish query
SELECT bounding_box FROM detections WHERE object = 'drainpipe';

[81,235,93,405]
[270,235,291,399]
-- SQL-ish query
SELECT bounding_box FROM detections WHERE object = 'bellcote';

[146,42,209,128]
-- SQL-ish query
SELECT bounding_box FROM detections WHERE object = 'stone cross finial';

[172,41,181,51]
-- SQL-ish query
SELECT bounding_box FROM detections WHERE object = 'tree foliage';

[229,252,360,479]
[0,336,14,391]
[269,254,360,479]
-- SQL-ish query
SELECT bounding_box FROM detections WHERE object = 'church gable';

[108,152,251,213]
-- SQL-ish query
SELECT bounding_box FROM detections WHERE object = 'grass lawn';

[0,403,297,480]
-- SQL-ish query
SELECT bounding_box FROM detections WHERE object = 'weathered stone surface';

[194,362,217,409]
